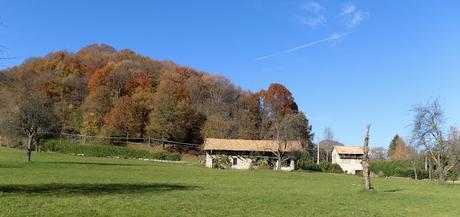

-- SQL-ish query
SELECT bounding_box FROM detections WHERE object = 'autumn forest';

[0,44,313,147]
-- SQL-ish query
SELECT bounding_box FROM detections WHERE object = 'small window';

[232,158,238,165]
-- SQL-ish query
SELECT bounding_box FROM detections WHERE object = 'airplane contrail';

[253,32,350,61]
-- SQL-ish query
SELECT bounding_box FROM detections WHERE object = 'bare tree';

[16,94,57,162]
[272,124,289,170]
[0,74,58,162]
[272,112,311,170]
[362,124,372,191]
[407,144,422,180]
[448,127,460,177]
[411,99,459,184]
[370,147,387,160]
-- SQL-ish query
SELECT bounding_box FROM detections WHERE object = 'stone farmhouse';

[331,146,365,175]
[203,138,303,171]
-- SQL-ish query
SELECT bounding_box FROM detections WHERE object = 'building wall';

[277,160,296,171]
[205,151,295,171]
[332,149,363,175]
[231,157,253,169]
[205,152,253,169]
[205,152,213,168]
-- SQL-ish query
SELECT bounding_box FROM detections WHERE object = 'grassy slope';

[0,147,458,217]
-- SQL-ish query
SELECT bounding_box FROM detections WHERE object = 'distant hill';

[319,139,344,151]
[0,44,312,145]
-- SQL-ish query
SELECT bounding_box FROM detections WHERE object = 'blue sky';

[1,0,460,148]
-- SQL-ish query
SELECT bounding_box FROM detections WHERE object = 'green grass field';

[0,147,459,217]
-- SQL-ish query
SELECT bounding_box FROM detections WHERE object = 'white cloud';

[341,4,356,15]
[349,12,365,28]
[293,14,327,29]
[340,4,368,28]
[302,2,325,13]
[294,1,327,29]
[254,32,349,61]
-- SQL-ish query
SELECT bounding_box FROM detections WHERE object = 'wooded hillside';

[0,44,313,145]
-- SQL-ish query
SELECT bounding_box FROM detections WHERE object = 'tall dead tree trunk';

[362,124,372,191]
[26,132,36,163]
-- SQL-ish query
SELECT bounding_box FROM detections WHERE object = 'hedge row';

[41,140,181,161]
[369,160,411,177]
[369,160,431,179]
[296,155,343,173]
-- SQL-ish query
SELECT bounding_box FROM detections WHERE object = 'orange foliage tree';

[388,134,408,160]
[0,44,312,148]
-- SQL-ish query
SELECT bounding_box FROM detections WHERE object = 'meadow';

[0,147,459,217]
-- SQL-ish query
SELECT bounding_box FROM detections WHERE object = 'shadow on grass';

[0,164,26,168]
[41,161,150,167]
[0,183,199,195]
[382,189,404,193]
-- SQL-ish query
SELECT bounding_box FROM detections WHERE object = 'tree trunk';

[413,166,418,180]
[276,155,282,170]
[437,166,446,184]
[363,162,371,189]
[35,137,41,152]
[26,134,34,163]
[428,162,432,180]
[362,124,372,191]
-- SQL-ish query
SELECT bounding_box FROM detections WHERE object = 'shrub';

[407,169,430,180]
[318,162,343,173]
[41,140,181,161]
[212,155,231,169]
[328,163,343,173]
[318,162,329,172]
[296,155,320,171]
[369,160,434,180]
[448,171,458,183]
[164,152,181,161]
[369,160,411,177]
[256,158,272,170]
